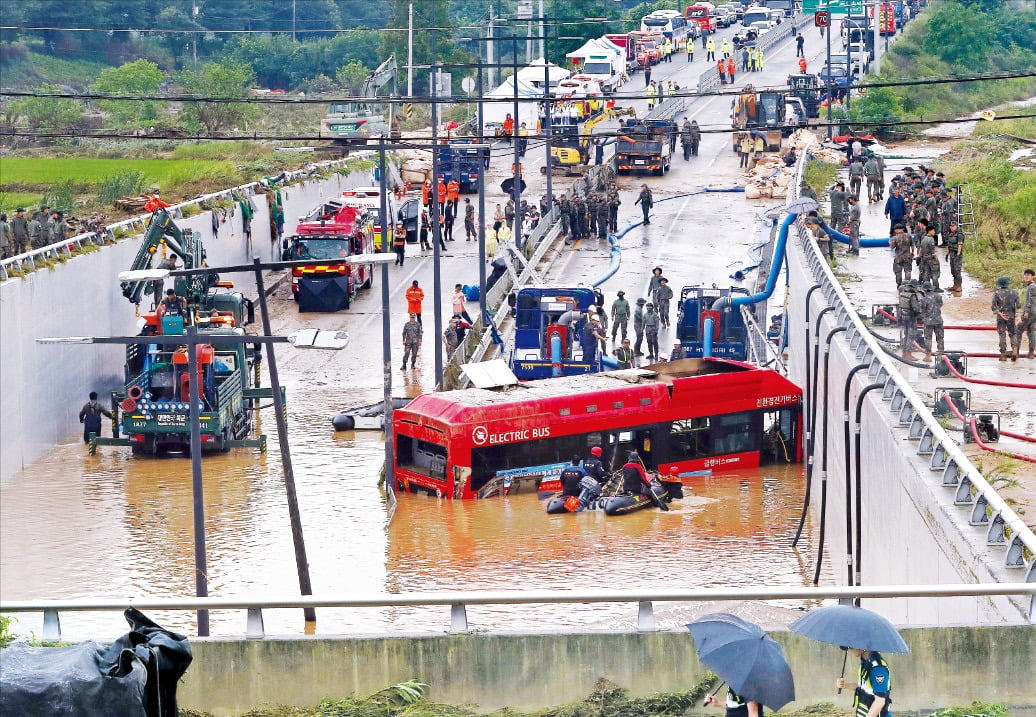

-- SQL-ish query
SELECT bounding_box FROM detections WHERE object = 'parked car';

[714,7,735,27]
[818,65,852,89]
[829,51,867,77]
[749,20,775,35]
[727,2,746,19]
[845,41,874,65]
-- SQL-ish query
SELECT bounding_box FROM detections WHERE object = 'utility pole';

[292,0,297,42]
[487,5,496,88]
[539,0,545,59]
[407,3,414,98]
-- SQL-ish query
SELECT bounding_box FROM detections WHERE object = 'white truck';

[578,53,624,93]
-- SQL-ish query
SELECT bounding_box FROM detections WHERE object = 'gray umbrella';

[687,613,795,710]
[789,604,909,653]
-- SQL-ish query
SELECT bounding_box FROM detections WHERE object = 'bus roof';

[396,358,801,430]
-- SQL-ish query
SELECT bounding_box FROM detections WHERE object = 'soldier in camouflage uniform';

[572,195,586,239]
[919,281,944,359]
[991,276,1020,361]
[943,221,965,293]
[890,225,914,287]
[1016,268,1035,359]
[846,195,861,255]
[607,185,621,232]
[559,194,573,239]
[938,190,957,246]
[918,226,941,290]
[587,193,599,237]
[898,279,922,359]
[596,199,610,241]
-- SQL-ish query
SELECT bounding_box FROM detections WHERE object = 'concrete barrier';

[177,625,1036,715]
[0,168,375,481]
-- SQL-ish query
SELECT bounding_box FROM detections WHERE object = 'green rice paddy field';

[0,158,236,189]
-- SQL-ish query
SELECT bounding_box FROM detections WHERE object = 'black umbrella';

[788,604,909,653]
[687,613,796,711]
[789,604,908,694]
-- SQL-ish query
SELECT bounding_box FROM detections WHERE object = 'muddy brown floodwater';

[0,392,818,638]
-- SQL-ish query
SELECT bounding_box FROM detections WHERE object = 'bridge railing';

[0,154,367,282]
[790,151,1036,586]
[2,583,1032,641]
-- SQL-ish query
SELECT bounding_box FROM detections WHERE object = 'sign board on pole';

[461,76,475,94]
[801,0,864,14]
[814,10,830,26]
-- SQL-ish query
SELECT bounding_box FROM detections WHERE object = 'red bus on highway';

[392,358,802,499]
[685,3,718,33]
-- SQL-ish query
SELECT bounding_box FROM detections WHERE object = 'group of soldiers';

[0,205,71,259]
[555,184,620,242]
[991,270,1036,361]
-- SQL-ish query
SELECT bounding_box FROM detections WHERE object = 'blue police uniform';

[854,651,891,717]
[724,689,763,717]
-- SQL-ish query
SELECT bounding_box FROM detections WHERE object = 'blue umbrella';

[789,604,909,653]
[687,613,796,711]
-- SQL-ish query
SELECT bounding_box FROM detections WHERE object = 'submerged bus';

[392,358,802,499]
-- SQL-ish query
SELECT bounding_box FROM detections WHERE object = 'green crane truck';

[92,208,278,455]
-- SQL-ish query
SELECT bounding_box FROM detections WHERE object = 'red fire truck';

[392,358,802,499]
[283,188,382,311]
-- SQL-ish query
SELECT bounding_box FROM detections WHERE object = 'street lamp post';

[431,64,445,387]
[476,68,488,324]
[377,138,395,489]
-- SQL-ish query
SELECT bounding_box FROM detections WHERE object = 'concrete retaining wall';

[785,229,1029,624]
[178,626,1036,715]
[0,169,373,481]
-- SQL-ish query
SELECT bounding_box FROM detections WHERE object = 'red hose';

[876,307,899,323]
[1001,429,1036,444]
[943,325,997,331]
[941,355,1036,390]
[941,389,1036,462]
[965,417,1036,464]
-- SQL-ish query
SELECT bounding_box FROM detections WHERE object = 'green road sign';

[801,0,865,13]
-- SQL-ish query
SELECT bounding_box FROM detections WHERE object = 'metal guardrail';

[0,154,369,282]
[790,150,1036,585]
[2,583,1032,640]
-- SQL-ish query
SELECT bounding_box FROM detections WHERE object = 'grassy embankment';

[849,2,1036,286]
[0,141,317,216]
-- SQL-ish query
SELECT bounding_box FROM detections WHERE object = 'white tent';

[481,76,542,134]
[565,37,623,63]
[515,58,571,89]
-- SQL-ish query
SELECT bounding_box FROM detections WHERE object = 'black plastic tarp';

[0,608,192,717]
[298,275,351,312]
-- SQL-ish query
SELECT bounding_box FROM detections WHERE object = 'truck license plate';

[635,160,646,165]
[156,413,187,426]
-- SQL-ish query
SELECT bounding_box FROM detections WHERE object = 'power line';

[3,68,1036,104]
[3,111,1034,143]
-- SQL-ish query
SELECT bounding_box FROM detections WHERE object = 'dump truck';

[615,97,685,176]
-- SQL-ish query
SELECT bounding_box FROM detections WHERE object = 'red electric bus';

[392,358,802,499]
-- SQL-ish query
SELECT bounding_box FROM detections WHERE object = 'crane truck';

[321,55,399,146]
[92,207,277,456]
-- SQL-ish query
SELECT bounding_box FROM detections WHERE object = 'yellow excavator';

[542,107,617,176]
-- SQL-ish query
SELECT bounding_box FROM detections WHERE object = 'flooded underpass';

[0,388,819,637]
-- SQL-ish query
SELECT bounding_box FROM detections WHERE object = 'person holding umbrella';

[704,688,763,716]
[837,648,891,717]
[789,604,906,717]
[687,613,795,715]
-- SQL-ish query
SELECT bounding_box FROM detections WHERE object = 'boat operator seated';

[621,451,651,496]
[560,455,588,498]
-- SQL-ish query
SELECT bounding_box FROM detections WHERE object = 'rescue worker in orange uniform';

[406,280,425,324]
[446,179,461,217]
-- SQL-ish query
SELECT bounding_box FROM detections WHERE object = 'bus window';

[668,417,712,460]
[762,408,797,463]
[710,411,758,455]
[398,434,447,480]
